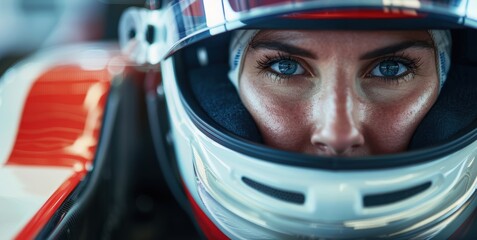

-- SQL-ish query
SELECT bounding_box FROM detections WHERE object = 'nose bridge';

[312,67,364,154]
[320,69,356,130]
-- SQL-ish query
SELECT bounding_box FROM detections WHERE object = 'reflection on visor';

[119,0,472,65]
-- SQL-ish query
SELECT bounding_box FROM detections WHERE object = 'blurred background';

[0,0,200,239]
[0,0,144,75]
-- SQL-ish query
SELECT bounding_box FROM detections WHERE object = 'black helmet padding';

[188,64,263,142]
[410,29,477,149]
[178,32,263,143]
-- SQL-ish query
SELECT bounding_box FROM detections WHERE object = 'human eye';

[366,55,421,83]
[256,53,308,82]
[269,59,305,76]
[371,60,408,77]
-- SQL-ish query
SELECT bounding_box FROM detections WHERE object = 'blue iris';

[378,60,400,76]
[276,60,298,75]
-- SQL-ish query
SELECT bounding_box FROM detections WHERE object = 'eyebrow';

[359,40,434,59]
[250,40,317,59]
[249,39,434,60]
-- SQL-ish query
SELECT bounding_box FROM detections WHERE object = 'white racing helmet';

[120,0,477,239]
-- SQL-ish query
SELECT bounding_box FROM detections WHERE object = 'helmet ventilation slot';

[242,177,305,204]
[363,182,432,207]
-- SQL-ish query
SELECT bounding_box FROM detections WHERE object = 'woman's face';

[239,30,439,156]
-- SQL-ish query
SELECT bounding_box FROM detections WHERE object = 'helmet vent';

[363,182,431,207]
[242,177,305,204]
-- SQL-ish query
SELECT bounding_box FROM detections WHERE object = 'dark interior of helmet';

[176,28,477,151]
[410,29,477,149]
[176,32,264,143]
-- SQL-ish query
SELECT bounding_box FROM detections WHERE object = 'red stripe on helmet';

[185,187,230,240]
[284,9,425,19]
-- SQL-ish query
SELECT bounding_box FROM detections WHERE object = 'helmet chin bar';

[190,138,477,239]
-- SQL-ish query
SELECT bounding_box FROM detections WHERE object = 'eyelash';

[255,52,307,83]
[255,52,424,84]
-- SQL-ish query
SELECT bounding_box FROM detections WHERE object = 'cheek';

[239,74,311,149]
[364,83,438,154]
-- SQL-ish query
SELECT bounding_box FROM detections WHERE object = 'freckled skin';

[239,30,439,156]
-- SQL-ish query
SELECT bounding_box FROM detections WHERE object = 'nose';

[310,84,365,156]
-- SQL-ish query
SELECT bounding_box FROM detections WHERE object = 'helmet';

[120,0,477,239]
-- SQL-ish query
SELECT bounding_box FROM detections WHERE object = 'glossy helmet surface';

[120,0,477,238]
